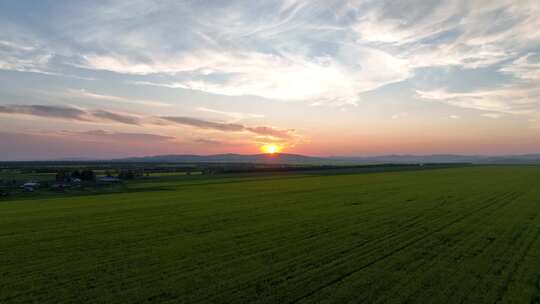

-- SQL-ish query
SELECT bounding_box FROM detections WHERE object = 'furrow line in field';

[395,191,531,303]
[372,192,524,304]
[306,190,524,304]
[156,184,439,275]
[178,194,458,302]
[492,228,540,303]
[288,191,522,304]
[190,191,516,303]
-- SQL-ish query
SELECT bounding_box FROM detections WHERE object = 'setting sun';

[261,144,282,154]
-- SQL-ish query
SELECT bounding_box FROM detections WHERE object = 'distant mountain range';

[119,153,540,165]
[120,153,326,165]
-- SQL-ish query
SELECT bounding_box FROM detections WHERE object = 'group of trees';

[56,170,96,182]
[117,170,143,180]
[54,169,143,182]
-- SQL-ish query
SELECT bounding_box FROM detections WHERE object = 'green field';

[1,166,540,303]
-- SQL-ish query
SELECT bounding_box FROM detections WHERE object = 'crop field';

[1,166,540,303]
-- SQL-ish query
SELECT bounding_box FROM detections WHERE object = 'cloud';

[160,116,294,139]
[352,0,539,69]
[0,103,297,140]
[192,138,224,146]
[0,39,53,74]
[500,54,540,81]
[391,112,408,119]
[0,104,88,120]
[90,109,140,125]
[197,107,264,120]
[2,0,539,110]
[416,86,540,115]
[245,126,293,139]
[96,49,410,106]
[66,1,538,107]
[22,1,412,105]
[0,0,540,115]
[0,38,92,80]
[481,113,503,119]
[0,39,36,52]
[57,129,175,143]
[0,104,141,125]
[66,89,172,107]
[160,116,245,132]
[416,47,540,120]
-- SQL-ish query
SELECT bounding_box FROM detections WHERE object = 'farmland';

[1,166,540,303]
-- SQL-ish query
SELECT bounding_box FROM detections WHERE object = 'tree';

[55,171,66,182]
[118,170,135,180]
[80,170,96,181]
[71,170,82,179]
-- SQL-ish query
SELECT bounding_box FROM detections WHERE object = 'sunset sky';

[1,0,539,160]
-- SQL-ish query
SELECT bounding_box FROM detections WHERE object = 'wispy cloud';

[391,112,408,120]
[0,104,141,125]
[0,39,52,74]
[0,103,296,140]
[1,0,540,156]
[0,39,94,80]
[0,104,88,120]
[416,86,540,116]
[66,89,172,107]
[160,116,245,132]
[352,0,538,69]
[59,1,539,107]
[107,50,410,106]
[192,138,224,146]
[160,116,294,139]
[2,1,539,108]
[416,46,540,121]
[197,107,264,120]
[91,109,140,125]
[245,126,293,139]
[500,54,540,81]
[56,129,176,143]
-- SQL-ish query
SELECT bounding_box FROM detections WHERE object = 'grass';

[1,166,540,303]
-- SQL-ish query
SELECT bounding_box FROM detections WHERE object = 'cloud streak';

[56,129,175,143]
[0,39,52,74]
[91,109,140,125]
[197,107,264,120]
[417,48,540,122]
[0,104,141,125]
[160,116,245,132]
[0,103,295,140]
[0,104,88,120]
[160,116,294,139]
[66,89,172,107]
[417,85,540,116]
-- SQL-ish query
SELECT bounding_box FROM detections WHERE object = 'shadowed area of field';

[1,166,540,303]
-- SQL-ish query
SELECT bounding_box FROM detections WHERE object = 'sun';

[261,144,282,154]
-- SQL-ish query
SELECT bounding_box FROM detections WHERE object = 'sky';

[1,0,539,160]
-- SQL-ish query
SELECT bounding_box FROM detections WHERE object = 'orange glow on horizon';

[261,144,282,154]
